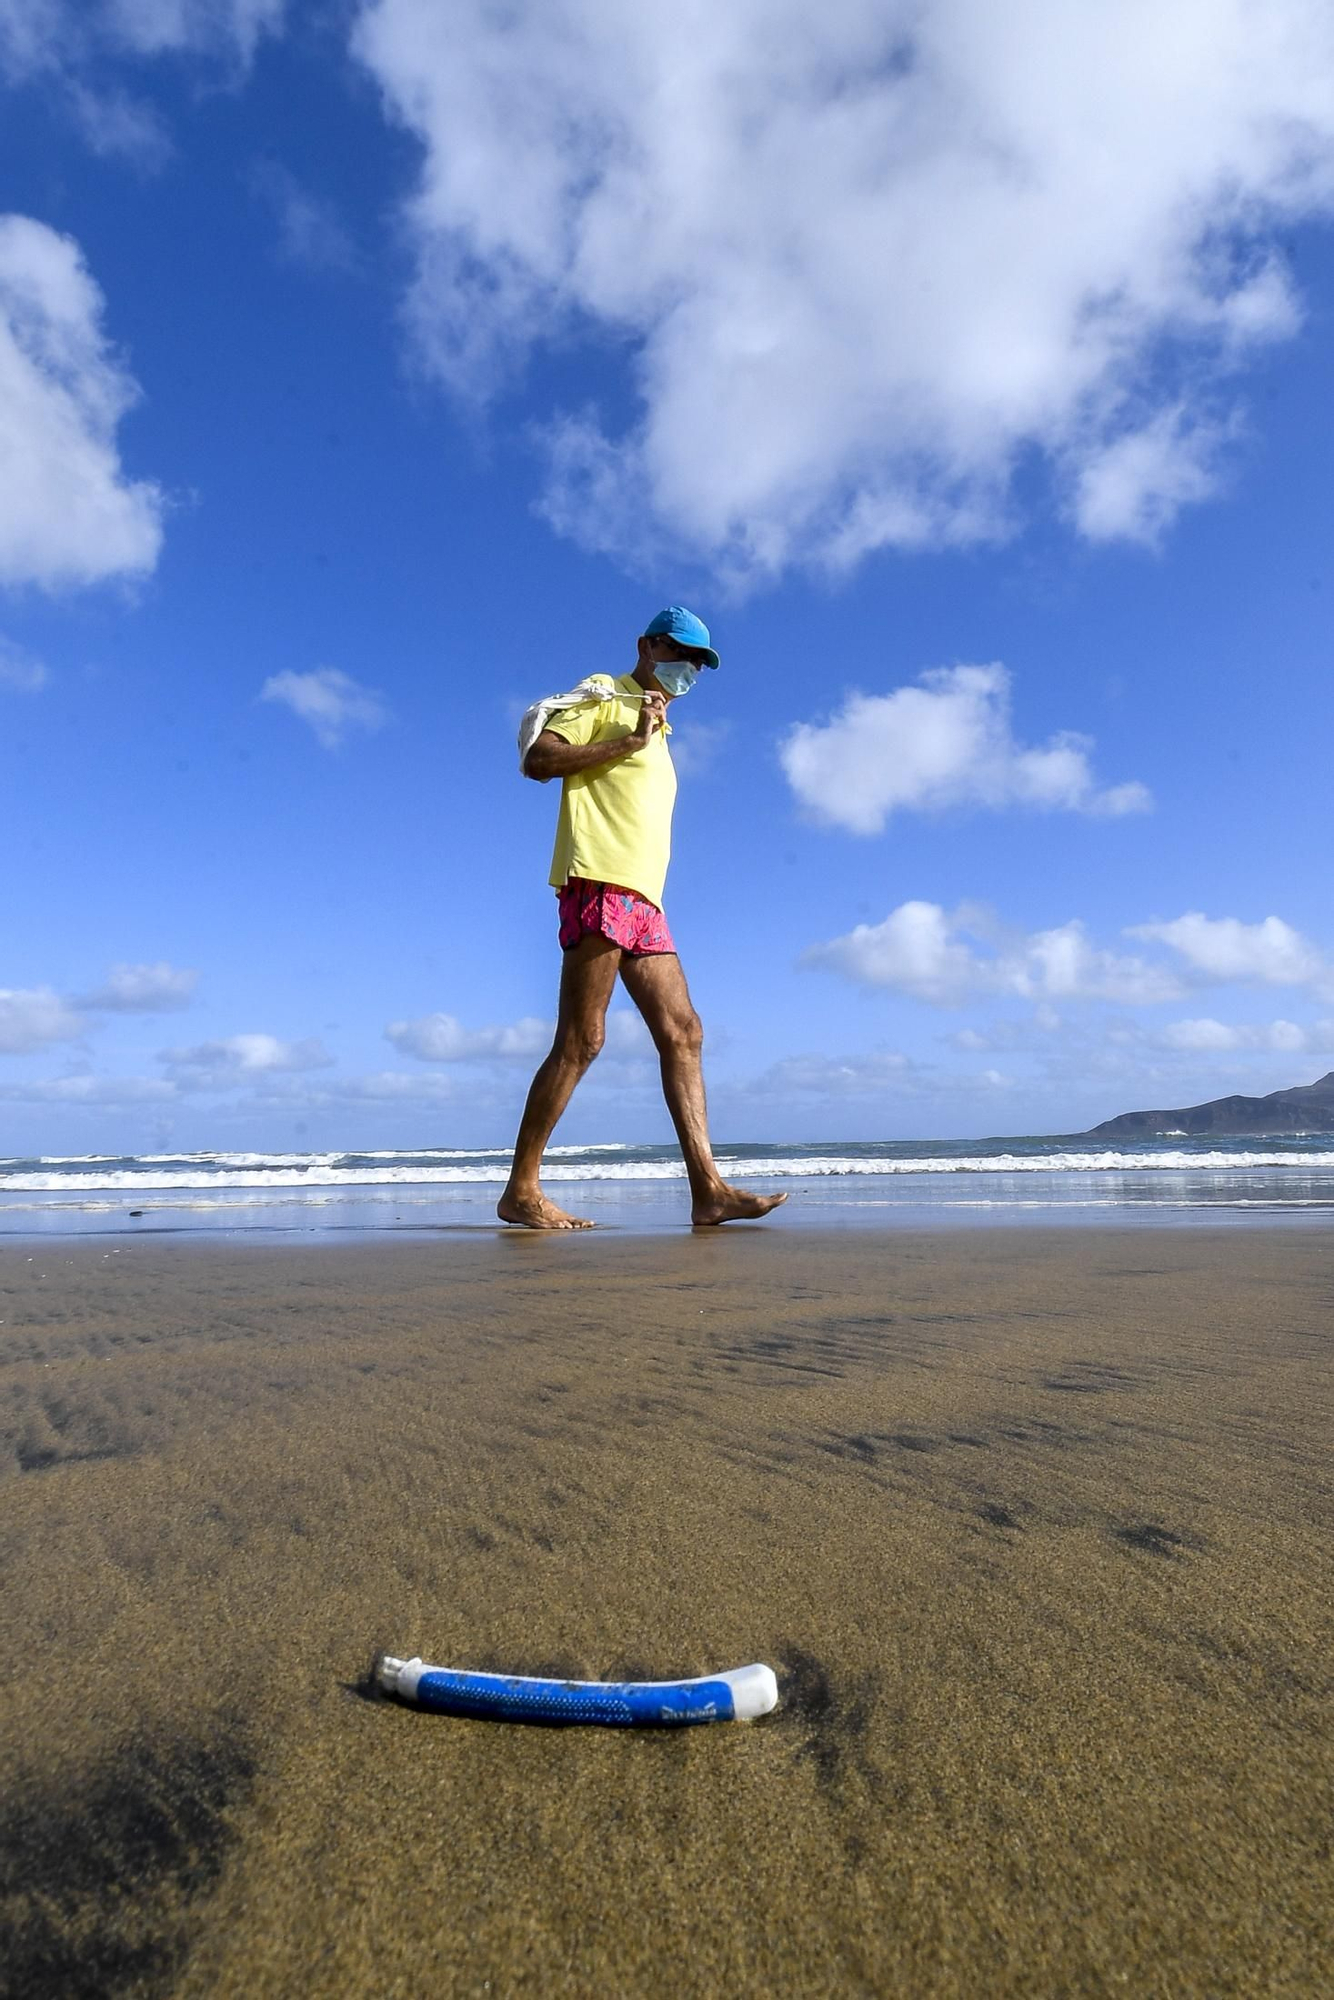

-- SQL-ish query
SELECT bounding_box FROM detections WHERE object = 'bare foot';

[497,1188,596,1230]
[691,1184,789,1226]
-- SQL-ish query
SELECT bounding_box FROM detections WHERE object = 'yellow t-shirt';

[545,674,677,909]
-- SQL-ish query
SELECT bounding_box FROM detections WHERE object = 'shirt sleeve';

[543,680,617,746]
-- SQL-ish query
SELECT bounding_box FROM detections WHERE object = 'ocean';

[3,1135,1334,1236]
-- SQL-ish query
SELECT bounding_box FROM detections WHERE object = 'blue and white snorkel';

[375,1654,779,1727]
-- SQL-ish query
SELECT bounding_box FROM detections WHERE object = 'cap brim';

[644,629,719,666]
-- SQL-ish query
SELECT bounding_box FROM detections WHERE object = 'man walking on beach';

[499,606,787,1231]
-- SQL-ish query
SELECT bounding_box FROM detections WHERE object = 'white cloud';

[1072,405,1237,545]
[322,1070,459,1103]
[260,667,389,749]
[950,1004,1068,1053]
[0,1072,177,1103]
[101,0,284,61]
[1023,922,1183,1005]
[808,902,988,1006]
[2,2,278,173]
[0,215,165,589]
[955,1010,1334,1061]
[603,1011,651,1057]
[953,1026,1007,1053]
[353,0,1334,579]
[1128,912,1332,992]
[1153,1017,1334,1054]
[0,635,48,691]
[811,902,1334,1011]
[734,1048,1013,1104]
[667,719,731,781]
[78,961,198,1011]
[0,964,197,1057]
[386,1007,650,1062]
[780,664,1149,834]
[161,1033,332,1078]
[0,985,85,1052]
[251,162,358,274]
[741,1051,913,1099]
[0,0,66,76]
[387,1012,551,1062]
[805,902,1183,1007]
[66,82,173,169]
[0,0,284,73]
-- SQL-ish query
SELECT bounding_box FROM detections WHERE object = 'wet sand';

[1,1226,1331,1997]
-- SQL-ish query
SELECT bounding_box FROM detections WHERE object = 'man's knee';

[660,1008,704,1057]
[555,1021,605,1069]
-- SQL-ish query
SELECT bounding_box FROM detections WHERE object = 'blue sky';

[2,0,1333,1156]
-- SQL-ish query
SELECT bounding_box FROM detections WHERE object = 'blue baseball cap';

[643,604,720,668]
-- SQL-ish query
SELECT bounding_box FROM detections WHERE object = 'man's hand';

[628,691,667,749]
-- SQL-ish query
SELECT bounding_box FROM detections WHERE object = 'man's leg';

[618,951,787,1226]
[497,935,622,1229]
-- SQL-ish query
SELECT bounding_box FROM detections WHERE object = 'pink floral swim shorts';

[558,878,676,956]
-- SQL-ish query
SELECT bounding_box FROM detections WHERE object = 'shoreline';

[4,1225,1331,1995]
[4,1193,1334,1244]
[6,1137,1334,1249]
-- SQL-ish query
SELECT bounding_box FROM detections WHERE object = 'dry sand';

[1,1226,1331,1997]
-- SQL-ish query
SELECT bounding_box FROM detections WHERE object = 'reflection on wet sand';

[2,1228,1330,1996]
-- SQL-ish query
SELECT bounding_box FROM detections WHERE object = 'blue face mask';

[654,659,699,698]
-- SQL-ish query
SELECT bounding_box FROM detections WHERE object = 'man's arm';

[523,696,665,781]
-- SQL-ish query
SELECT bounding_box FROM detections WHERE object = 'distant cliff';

[1087,1070,1334,1138]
